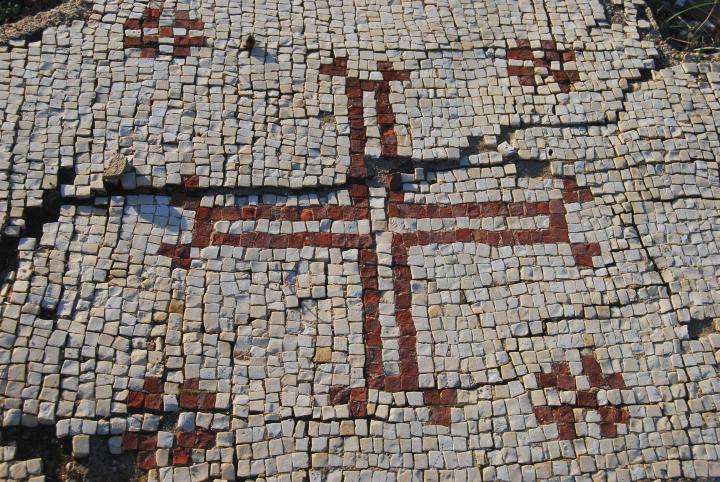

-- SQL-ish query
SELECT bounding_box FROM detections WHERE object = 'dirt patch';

[516,159,552,178]
[1,425,140,482]
[1,426,65,480]
[0,0,62,25]
[80,437,141,482]
[0,235,19,283]
[687,317,718,338]
[0,0,89,44]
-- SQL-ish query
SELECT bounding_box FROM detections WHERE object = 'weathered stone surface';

[103,153,128,182]
[1,0,720,481]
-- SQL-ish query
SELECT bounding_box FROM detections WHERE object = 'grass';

[647,0,720,51]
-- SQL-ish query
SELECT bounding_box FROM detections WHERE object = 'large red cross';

[155,58,601,426]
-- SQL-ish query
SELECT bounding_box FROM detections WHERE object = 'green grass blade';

[664,1,719,24]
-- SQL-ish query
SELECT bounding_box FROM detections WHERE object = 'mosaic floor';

[1,0,720,480]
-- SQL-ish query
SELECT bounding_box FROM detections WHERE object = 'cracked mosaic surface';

[1,0,720,480]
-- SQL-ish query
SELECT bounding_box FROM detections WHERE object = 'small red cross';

[534,353,629,439]
[123,8,205,58]
[508,39,580,92]
[122,377,218,469]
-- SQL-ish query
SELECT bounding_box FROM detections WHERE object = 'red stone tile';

[122,432,139,451]
[554,406,575,423]
[384,375,402,392]
[600,422,617,438]
[183,378,200,390]
[174,47,191,57]
[172,448,190,466]
[175,244,191,259]
[508,48,533,61]
[400,375,419,391]
[599,406,627,423]
[439,389,457,405]
[176,431,195,448]
[429,406,451,426]
[143,377,162,393]
[140,47,157,58]
[184,175,200,188]
[606,373,625,389]
[558,422,577,440]
[329,385,351,405]
[537,372,557,388]
[543,48,559,61]
[572,243,600,268]
[139,434,157,451]
[619,408,630,424]
[123,37,143,48]
[549,364,565,376]
[579,188,594,203]
[557,374,576,391]
[195,431,216,449]
[349,398,367,417]
[158,243,176,257]
[127,391,145,410]
[144,393,162,412]
[552,71,569,82]
[198,392,216,411]
[137,450,157,470]
[508,66,535,77]
[179,391,198,410]
[519,75,535,86]
[534,406,553,423]
[576,390,598,408]
[423,390,441,405]
[563,191,579,203]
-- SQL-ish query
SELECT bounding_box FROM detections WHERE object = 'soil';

[0,425,141,482]
[1,425,67,480]
[600,0,720,66]
[0,0,63,25]
[0,0,88,44]
[644,0,720,64]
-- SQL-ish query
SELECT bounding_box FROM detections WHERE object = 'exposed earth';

[1,0,720,481]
